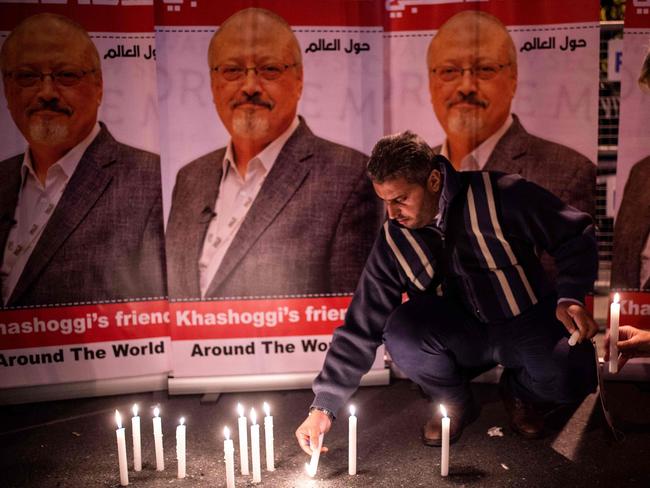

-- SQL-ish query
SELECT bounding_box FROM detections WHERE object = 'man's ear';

[428,169,442,193]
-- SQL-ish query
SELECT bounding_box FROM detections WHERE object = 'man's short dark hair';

[367,130,438,185]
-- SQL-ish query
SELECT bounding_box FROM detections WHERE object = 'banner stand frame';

[0,373,168,406]
[168,369,390,396]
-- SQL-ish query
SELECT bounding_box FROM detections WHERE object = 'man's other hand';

[556,302,598,343]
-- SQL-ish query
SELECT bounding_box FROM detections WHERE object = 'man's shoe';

[499,383,545,439]
[421,401,479,447]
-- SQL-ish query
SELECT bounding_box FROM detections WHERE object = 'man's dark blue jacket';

[312,156,598,416]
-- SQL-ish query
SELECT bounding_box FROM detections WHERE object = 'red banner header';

[384,0,600,31]
[0,300,170,349]
[154,0,382,27]
[153,0,598,29]
[0,1,600,32]
[625,1,650,29]
[170,296,353,340]
[0,1,154,32]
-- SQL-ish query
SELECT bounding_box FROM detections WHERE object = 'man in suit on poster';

[165,8,383,299]
[605,50,650,373]
[426,10,596,217]
[611,156,650,290]
[0,13,166,307]
[611,50,650,291]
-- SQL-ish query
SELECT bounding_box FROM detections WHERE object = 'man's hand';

[604,325,650,371]
[556,302,598,344]
[295,410,332,456]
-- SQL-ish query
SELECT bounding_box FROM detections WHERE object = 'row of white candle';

[115,401,452,485]
[306,404,450,478]
[232,402,274,484]
[114,405,186,486]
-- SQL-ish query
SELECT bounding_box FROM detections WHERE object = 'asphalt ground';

[1,373,649,488]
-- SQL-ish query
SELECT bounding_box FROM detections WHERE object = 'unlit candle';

[115,410,129,486]
[250,408,262,483]
[349,405,357,475]
[440,404,450,477]
[153,407,164,471]
[305,432,324,478]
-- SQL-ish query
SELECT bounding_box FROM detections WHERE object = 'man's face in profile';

[427,15,517,146]
[372,173,440,230]
[2,18,102,150]
[209,13,303,146]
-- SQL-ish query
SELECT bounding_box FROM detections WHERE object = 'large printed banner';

[610,4,650,294]
[386,0,599,217]
[156,0,384,219]
[0,2,169,388]
[157,0,386,381]
[170,296,383,377]
[0,0,605,391]
[0,1,160,158]
[0,300,170,388]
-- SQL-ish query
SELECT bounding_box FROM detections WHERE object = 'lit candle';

[176,417,186,479]
[131,404,141,472]
[609,293,621,373]
[349,405,357,475]
[263,402,274,471]
[237,403,249,475]
[153,407,164,471]
[115,410,129,486]
[250,408,262,483]
[440,404,449,477]
[224,427,236,488]
[305,432,324,478]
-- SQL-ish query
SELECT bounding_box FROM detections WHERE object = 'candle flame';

[154,406,160,418]
[237,403,244,417]
[349,405,356,416]
[132,404,138,417]
[115,410,122,429]
[263,402,270,417]
[180,417,185,426]
[224,426,230,440]
[439,404,448,418]
[613,292,620,304]
[250,407,257,425]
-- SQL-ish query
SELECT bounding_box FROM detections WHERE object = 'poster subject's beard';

[232,110,271,139]
[28,118,70,146]
[447,109,485,139]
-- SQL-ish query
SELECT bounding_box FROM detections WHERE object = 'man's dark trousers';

[383,294,597,407]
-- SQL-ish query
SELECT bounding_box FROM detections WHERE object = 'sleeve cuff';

[557,297,584,307]
[309,406,335,421]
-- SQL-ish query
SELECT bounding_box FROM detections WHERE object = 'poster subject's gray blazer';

[611,156,650,289]
[0,123,167,308]
[436,114,595,215]
[482,114,596,216]
[165,118,384,299]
